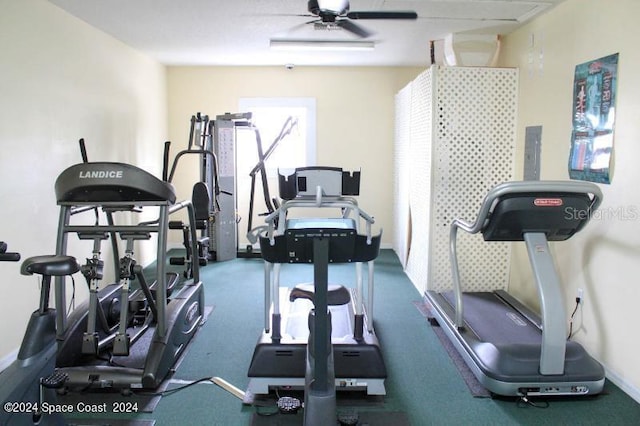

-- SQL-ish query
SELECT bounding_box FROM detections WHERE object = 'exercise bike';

[0,243,79,425]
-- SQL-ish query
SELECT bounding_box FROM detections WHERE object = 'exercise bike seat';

[21,255,80,277]
[290,283,351,306]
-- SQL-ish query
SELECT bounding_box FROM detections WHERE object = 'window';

[236,97,316,248]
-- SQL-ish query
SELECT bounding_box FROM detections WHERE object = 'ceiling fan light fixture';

[270,39,375,51]
[315,0,349,15]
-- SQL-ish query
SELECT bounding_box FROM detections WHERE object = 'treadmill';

[425,180,606,397]
[247,167,386,396]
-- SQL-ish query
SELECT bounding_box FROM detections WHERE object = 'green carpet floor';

[66,250,640,425]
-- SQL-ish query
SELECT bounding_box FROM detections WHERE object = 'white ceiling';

[47,0,565,67]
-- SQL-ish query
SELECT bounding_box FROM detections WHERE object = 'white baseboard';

[606,367,640,404]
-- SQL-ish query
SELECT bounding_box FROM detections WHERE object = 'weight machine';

[180,112,298,260]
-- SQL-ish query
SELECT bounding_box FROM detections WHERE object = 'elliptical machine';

[0,139,207,425]
[48,140,206,392]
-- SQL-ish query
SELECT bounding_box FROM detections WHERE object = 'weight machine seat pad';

[290,283,351,306]
[21,255,80,277]
[192,182,211,222]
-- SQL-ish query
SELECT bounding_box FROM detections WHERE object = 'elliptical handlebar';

[79,138,89,163]
[0,242,20,262]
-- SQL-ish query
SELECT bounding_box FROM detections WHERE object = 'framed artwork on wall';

[569,52,619,184]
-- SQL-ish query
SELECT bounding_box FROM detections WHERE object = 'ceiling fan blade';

[338,19,373,38]
[346,11,418,20]
[282,19,321,35]
[257,12,316,18]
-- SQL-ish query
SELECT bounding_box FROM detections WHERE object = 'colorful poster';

[568,53,618,184]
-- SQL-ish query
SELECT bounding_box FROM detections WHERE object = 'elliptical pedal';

[35,371,69,424]
[41,371,69,389]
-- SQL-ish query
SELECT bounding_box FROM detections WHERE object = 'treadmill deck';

[426,290,605,396]
[247,288,387,395]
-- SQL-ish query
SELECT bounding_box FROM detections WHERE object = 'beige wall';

[499,0,640,400]
[0,0,167,361]
[166,66,423,246]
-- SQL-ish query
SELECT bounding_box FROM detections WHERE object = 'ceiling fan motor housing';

[309,0,350,17]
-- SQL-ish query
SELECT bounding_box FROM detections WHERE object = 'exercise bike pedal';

[41,371,69,389]
[276,396,301,414]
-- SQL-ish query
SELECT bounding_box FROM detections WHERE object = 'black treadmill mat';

[441,291,541,346]
[413,300,491,398]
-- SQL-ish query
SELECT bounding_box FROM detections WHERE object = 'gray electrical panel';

[524,125,542,181]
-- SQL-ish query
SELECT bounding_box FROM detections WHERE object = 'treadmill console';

[278,167,360,200]
[482,192,593,241]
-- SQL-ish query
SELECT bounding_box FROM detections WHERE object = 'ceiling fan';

[297,0,418,38]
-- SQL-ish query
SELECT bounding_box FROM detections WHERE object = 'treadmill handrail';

[453,180,603,234]
[450,180,602,328]
[254,183,380,336]
[263,195,376,246]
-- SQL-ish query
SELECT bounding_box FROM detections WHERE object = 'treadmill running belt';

[442,292,541,346]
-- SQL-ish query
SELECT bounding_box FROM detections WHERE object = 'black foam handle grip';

[0,252,20,262]
[79,138,88,163]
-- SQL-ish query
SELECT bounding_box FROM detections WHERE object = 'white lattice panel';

[393,84,411,267]
[394,66,518,295]
[429,66,518,293]
[404,69,432,294]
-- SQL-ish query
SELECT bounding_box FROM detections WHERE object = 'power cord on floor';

[138,375,248,399]
[567,296,581,340]
[139,377,214,397]
[517,392,550,409]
